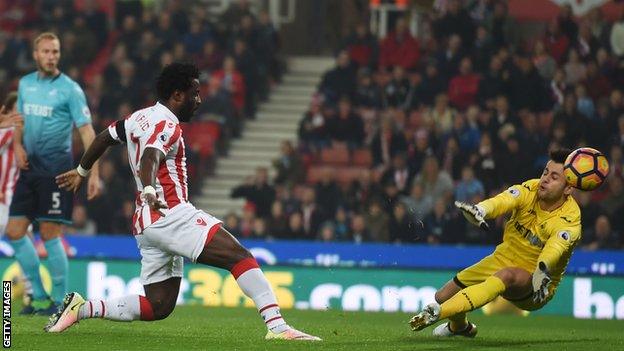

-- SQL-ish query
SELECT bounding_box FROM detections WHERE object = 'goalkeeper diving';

[409,148,582,337]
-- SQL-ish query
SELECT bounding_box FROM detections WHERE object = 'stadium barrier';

[1,258,622,320]
[0,236,621,275]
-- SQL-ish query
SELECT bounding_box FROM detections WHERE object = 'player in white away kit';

[46,63,320,341]
[0,93,22,236]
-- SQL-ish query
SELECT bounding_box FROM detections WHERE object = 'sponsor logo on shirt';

[23,103,53,117]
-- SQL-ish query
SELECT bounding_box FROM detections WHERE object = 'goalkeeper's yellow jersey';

[477,179,581,286]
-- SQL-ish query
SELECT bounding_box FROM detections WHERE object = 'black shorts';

[9,171,73,224]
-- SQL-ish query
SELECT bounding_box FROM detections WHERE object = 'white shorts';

[0,203,8,236]
[135,203,221,285]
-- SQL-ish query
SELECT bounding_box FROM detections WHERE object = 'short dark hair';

[550,148,572,164]
[3,92,17,110]
[156,62,199,101]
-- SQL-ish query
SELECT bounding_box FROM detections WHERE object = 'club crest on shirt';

[558,231,570,241]
[507,186,520,198]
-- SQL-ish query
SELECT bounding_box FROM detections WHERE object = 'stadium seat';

[320,145,350,165]
[352,149,373,167]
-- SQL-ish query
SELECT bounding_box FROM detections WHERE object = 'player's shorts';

[454,251,555,311]
[0,202,9,236]
[135,203,222,285]
[9,171,72,224]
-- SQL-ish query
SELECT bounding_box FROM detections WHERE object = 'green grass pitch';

[10,306,623,350]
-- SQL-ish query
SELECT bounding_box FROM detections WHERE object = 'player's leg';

[411,254,502,333]
[196,226,321,340]
[433,279,471,334]
[7,173,51,313]
[437,267,531,321]
[37,176,74,305]
[45,242,182,332]
[39,221,68,305]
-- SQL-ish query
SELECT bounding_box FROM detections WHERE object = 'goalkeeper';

[409,148,581,337]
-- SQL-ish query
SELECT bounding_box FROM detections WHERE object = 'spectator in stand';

[66,205,96,236]
[250,218,268,239]
[256,9,282,88]
[472,25,495,73]
[384,65,411,108]
[365,200,389,242]
[273,140,304,186]
[300,187,325,240]
[232,38,258,118]
[349,214,370,243]
[413,156,454,204]
[353,68,383,109]
[213,56,245,114]
[424,199,457,244]
[455,166,485,203]
[575,83,595,119]
[319,50,357,105]
[543,19,569,64]
[314,168,342,219]
[435,34,463,80]
[549,68,567,108]
[341,22,378,69]
[477,55,509,109]
[508,55,548,112]
[400,182,434,223]
[584,215,620,250]
[552,93,587,148]
[389,202,419,244]
[448,57,480,111]
[610,13,624,58]
[584,61,611,102]
[576,23,599,61]
[379,18,420,71]
[420,61,447,106]
[230,167,276,219]
[425,93,455,137]
[298,99,329,152]
[267,201,288,239]
[485,1,514,49]
[224,212,241,236]
[370,117,408,167]
[557,4,578,41]
[326,97,365,148]
[183,19,213,55]
[333,207,350,241]
[285,212,305,239]
[563,49,587,85]
[601,176,624,217]
[434,0,475,46]
[532,40,556,81]
[318,221,336,242]
[381,153,415,196]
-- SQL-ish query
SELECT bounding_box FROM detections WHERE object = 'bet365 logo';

[573,278,624,319]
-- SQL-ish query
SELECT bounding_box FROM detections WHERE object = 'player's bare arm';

[56,129,118,193]
[12,123,28,170]
[139,147,168,216]
[0,105,23,129]
[77,124,101,200]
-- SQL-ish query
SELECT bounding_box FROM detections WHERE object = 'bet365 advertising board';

[1,258,622,320]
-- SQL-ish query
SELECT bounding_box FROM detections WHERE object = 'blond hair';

[33,32,60,49]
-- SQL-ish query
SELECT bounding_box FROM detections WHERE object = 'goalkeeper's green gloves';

[532,261,552,304]
[454,201,489,231]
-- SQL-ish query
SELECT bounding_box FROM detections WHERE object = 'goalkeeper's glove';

[454,201,489,231]
[532,261,552,304]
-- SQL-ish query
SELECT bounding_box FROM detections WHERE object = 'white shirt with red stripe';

[0,128,19,205]
[108,102,188,234]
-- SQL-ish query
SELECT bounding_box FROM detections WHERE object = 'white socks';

[78,295,150,322]
[236,267,289,334]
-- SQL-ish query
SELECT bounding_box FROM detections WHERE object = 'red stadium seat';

[352,149,372,167]
[320,146,350,165]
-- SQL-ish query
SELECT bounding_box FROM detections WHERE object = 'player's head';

[156,62,201,122]
[538,148,573,202]
[3,92,18,113]
[33,32,61,76]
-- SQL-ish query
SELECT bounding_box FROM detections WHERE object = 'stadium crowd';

[227,1,624,250]
[1,1,623,251]
[0,0,282,235]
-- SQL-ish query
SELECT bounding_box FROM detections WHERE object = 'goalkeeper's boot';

[409,302,440,331]
[44,292,85,333]
[33,298,58,316]
[432,321,478,338]
[265,327,322,341]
